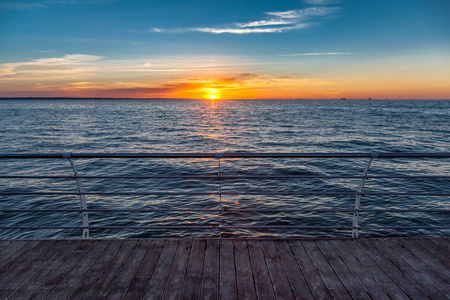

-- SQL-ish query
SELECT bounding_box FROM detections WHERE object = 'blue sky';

[1,0,449,99]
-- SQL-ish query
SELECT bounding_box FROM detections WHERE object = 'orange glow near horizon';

[1,51,450,99]
[3,75,450,99]
[2,64,450,100]
[1,52,450,99]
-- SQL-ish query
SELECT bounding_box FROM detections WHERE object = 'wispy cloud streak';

[0,54,103,77]
[266,7,338,19]
[192,24,308,34]
[236,19,294,28]
[281,52,355,56]
[0,0,114,9]
[303,0,339,5]
[150,6,340,34]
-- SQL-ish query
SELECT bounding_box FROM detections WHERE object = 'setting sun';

[204,88,219,100]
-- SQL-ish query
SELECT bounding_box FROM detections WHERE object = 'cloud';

[235,72,261,79]
[58,81,207,98]
[150,6,340,34]
[77,87,176,97]
[165,73,334,95]
[236,19,295,28]
[0,0,114,9]
[0,67,336,98]
[0,54,104,78]
[266,7,339,19]
[219,72,262,83]
[114,59,238,73]
[0,2,46,9]
[303,0,339,5]
[191,24,308,34]
[281,52,355,56]
[0,54,265,88]
[131,73,324,96]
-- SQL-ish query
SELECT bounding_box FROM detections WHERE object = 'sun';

[204,88,220,100]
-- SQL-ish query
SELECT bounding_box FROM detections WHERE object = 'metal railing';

[0,152,449,239]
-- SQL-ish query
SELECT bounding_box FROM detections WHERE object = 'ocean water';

[0,99,449,239]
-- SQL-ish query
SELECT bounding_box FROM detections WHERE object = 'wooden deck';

[0,238,448,299]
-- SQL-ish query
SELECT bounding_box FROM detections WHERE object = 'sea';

[0,99,449,239]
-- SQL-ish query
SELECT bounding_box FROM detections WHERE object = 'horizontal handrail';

[1,191,449,196]
[1,225,449,230]
[1,208,448,213]
[0,152,450,159]
[1,175,449,179]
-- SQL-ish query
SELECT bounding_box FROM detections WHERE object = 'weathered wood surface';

[0,237,448,299]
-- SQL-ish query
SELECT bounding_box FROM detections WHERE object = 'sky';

[0,0,449,99]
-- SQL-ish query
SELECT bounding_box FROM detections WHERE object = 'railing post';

[215,153,224,238]
[352,153,376,238]
[65,153,90,239]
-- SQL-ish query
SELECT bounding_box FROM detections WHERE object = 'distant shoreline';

[0,97,176,100]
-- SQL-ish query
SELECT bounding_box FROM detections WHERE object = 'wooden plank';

[289,240,333,299]
[84,240,138,299]
[0,240,29,266]
[0,240,12,255]
[162,239,193,300]
[66,240,124,300]
[328,240,390,300]
[415,238,450,268]
[0,240,56,288]
[26,240,95,299]
[432,238,450,258]
[0,240,13,263]
[301,240,352,299]
[381,238,450,298]
[0,240,41,267]
[8,241,82,299]
[46,240,111,299]
[200,239,219,300]
[315,240,371,299]
[261,240,295,299]
[410,238,450,270]
[122,239,165,300]
[340,239,409,299]
[219,239,237,300]
[430,238,450,258]
[104,239,154,300]
[0,240,70,298]
[376,239,448,298]
[247,241,276,300]
[357,239,428,300]
[274,240,314,299]
[414,239,449,260]
[430,237,450,252]
[181,239,206,300]
[234,240,257,299]
[143,239,179,300]
[399,239,450,280]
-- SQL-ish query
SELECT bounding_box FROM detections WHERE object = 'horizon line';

[1,97,449,101]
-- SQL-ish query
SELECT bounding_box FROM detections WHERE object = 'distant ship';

[340,97,347,100]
